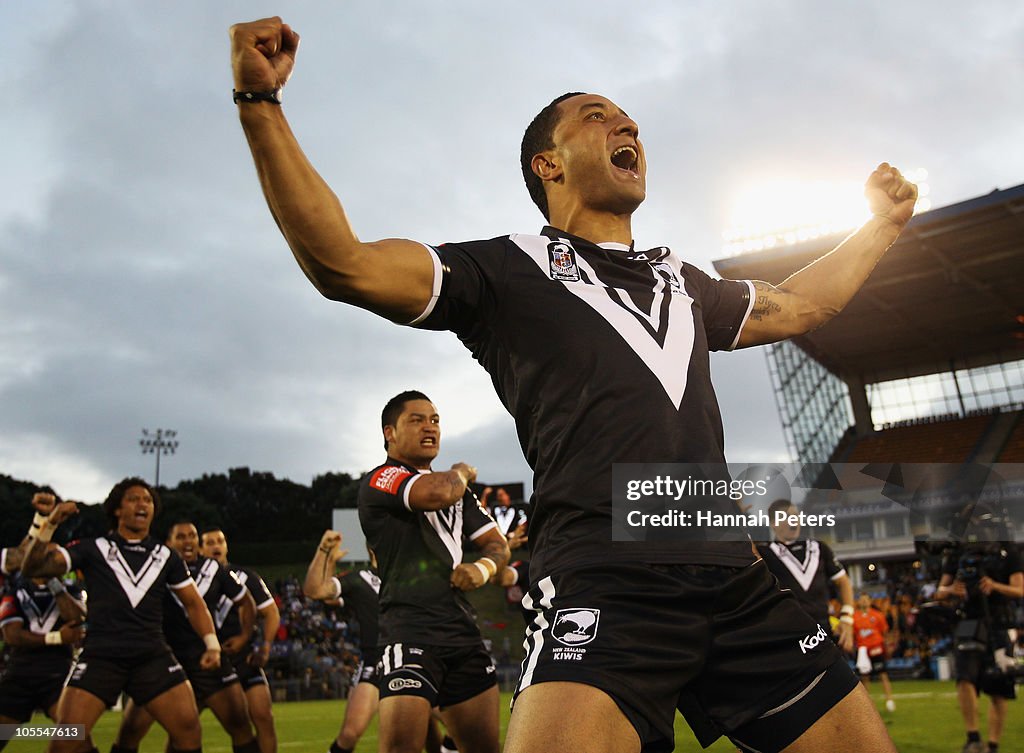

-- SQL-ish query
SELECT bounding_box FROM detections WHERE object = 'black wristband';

[233,89,282,105]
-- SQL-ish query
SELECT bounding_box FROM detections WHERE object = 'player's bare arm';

[1,620,84,649]
[224,591,258,654]
[303,530,346,600]
[253,599,280,667]
[230,17,435,322]
[737,163,918,348]
[407,462,478,511]
[53,582,88,624]
[451,527,511,591]
[177,581,222,670]
[835,573,855,652]
[20,501,80,578]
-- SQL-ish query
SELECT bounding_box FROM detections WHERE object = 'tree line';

[0,469,362,557]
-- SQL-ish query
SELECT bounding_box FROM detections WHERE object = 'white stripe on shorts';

[517,576,556,693]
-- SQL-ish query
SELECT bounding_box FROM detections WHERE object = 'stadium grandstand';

[713,181,1024,586]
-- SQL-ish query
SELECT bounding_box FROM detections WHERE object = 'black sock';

[232,741,261,753]
[329,743,352,753]
[967,731,981,743]
[110,746,138,753]
[442,735,458,750]
[987,743,998,753]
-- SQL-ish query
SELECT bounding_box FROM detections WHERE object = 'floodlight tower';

[139,428,179,488]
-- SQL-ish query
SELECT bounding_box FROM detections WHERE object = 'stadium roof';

[713,183,1024,383]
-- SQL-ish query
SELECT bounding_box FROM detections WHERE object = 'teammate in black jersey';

[229,18,918,753]
[304,531,456,753]
[357,392,509,753]
[0,570,86,749]
[480,488,528,551]
[757,499,855,652]
[21,479,218,753]
[112,521,259,753]
[201,528,281,753]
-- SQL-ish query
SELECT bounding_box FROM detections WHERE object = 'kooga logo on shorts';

[798,624,829,654]
[388,677,422,691]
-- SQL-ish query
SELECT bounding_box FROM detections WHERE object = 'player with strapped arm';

[200,528,281,753]
[0,493,87,750]
[304,531,458,753]
[111,521,260,753]
[20,479,218,753]
[357,391,510,753]
[228,16,916,753]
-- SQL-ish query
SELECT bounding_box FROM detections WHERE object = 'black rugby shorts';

[513,560,857,753]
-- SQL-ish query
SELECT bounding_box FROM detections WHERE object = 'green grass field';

[5,681,1021,752]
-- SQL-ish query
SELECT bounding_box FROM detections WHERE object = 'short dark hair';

[768,498,795,519]
[165,519,197,541]
[521,92,585,220]
[102,477,161,527]
[380,390,432,451]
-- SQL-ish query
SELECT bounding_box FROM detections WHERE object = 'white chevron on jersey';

[193,558,219,597]
[96,537,171,609]
[16,589,61,634]
[425,500,464,569]
[769,540,822,592]
[512,234,695,408]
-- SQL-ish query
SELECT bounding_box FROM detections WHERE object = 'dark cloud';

[2,1,1022,500]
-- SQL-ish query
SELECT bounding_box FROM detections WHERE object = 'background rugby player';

[111,521,259,753]
[304,531,456,753]
[201,528,281,753]
[359,391,509,753]
[21,478,217,753]
[0,521,86,751]
[757,499,855,652]
[229,16,916,753]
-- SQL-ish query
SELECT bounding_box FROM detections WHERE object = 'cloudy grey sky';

[2,1,1022,503]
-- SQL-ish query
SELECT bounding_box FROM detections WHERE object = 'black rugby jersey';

[358,458,498,646]
[165,555,246,660]
[214,563,274,644]
[756,539,845,628]
[58,534,192,657]
[0,575,83,673]
[329,569,381,652]
[410,227,757,574]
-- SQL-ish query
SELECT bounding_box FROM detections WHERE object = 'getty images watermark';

[611,462,1023,543]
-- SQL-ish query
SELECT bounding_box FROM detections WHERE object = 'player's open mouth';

[421,437,437,447]
[611,145,639,177]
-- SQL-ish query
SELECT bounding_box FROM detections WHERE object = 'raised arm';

[21,502,80,579]
[736,163,918,347]
[407,463,477,512]
[229,17,435,322]
[303,531,346,600]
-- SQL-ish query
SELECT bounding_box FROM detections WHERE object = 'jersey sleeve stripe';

[0,548,9,575]
[56,545,73,575]
[829,568,848,581]
[402,474,422,511]
[255,596,275,610]
[404,243,443,326]
[468,521,498,540]
[0,616,23,628]
[330,576,343,601]
[728,279,757,351]
[168,576,196,590]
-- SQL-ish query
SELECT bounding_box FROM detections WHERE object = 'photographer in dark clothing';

[936,502,1023,753]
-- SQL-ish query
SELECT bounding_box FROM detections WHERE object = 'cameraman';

[936,509,1022,753]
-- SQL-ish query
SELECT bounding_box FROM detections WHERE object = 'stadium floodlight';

[721,169,931,256]
[139,428,179,488]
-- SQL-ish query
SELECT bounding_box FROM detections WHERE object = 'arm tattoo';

[749,282,782,322]
[480,538,510,570]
